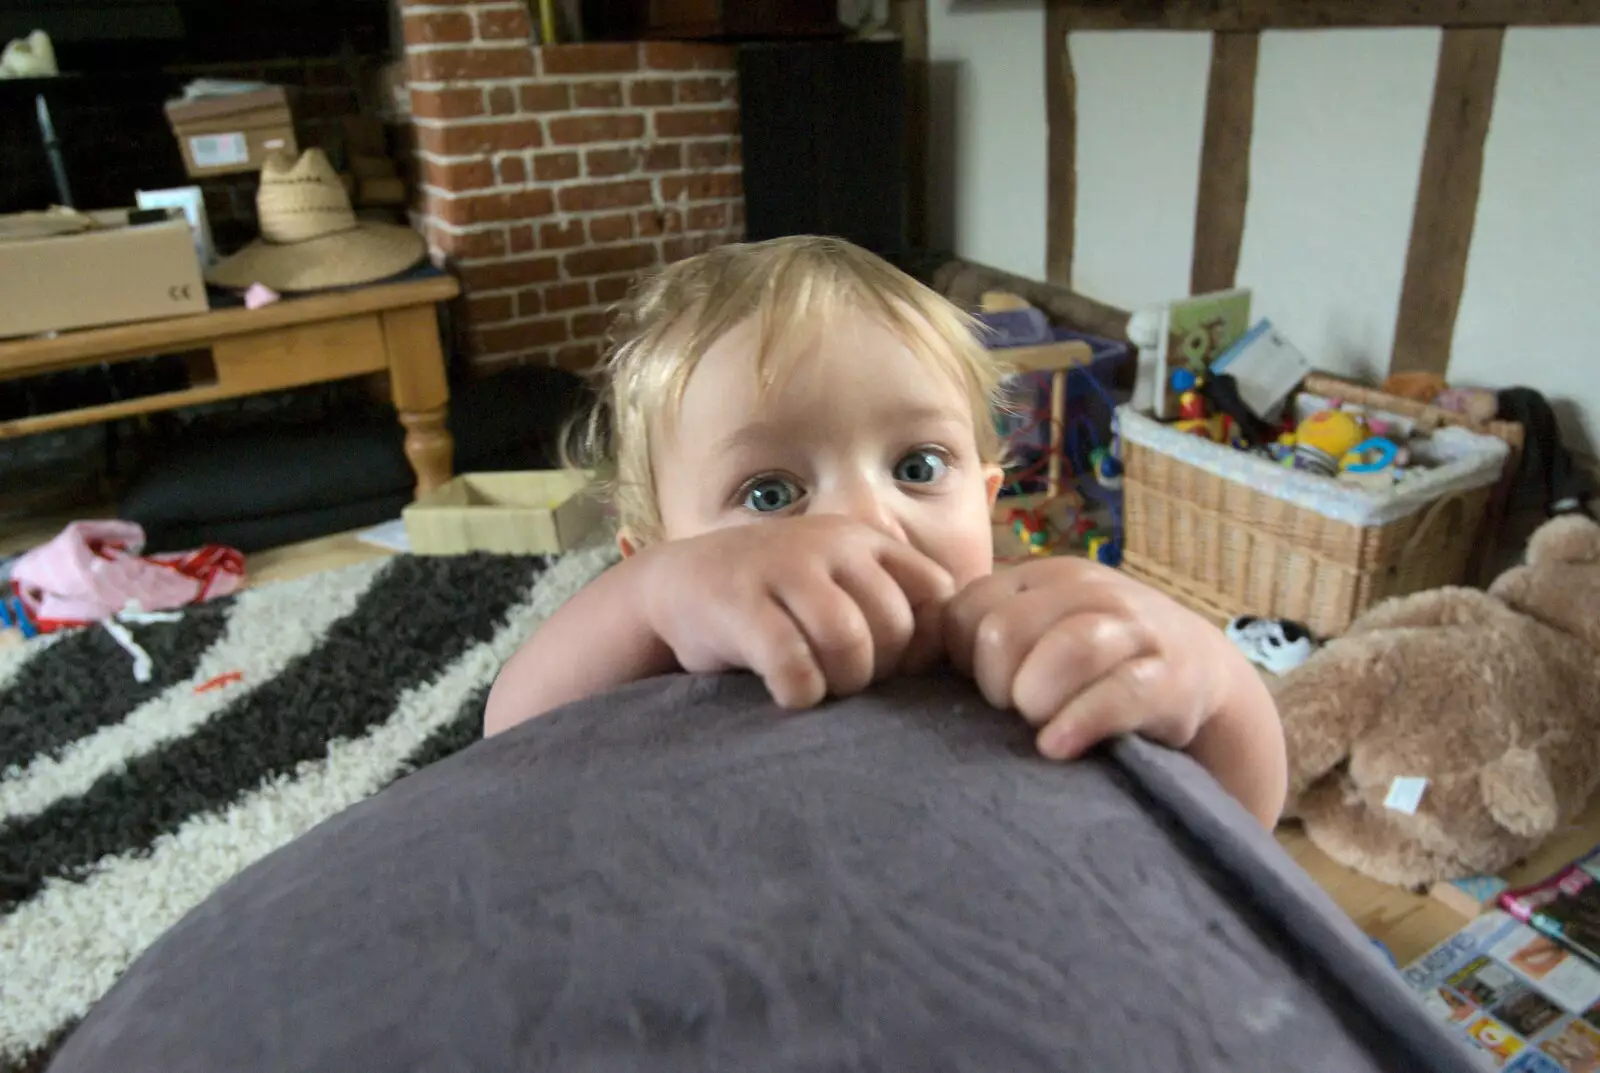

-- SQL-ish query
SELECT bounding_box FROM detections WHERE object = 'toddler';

[485,236,1286,827]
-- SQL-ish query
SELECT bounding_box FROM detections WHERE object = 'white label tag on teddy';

[1384,776,1429,815]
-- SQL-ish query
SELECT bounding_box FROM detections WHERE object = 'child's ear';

[984,465,1005,507]
[617,529,640,558]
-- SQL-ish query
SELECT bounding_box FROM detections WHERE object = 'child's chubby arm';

[484,515,955,736]
[484,554,675,736]
[943,557,1286,828]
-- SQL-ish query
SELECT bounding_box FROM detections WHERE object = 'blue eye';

[894,449,949,485]
[741,476,800,513]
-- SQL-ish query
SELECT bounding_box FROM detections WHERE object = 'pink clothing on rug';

[11,521,244,629]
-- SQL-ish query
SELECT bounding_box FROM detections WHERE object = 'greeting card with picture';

[1152,287,1252,419]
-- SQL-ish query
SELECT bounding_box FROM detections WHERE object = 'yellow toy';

[1290,409,1367,477]
[1007,507,1054,557]
[1295,409,1366,456]
[1173,413,1235,444]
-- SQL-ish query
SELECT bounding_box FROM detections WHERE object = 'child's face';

[647,309,1002,589]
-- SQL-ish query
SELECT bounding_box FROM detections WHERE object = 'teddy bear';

[1271,514,1600,889]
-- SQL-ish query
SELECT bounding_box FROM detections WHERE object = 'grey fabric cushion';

[50,673,1478,1072]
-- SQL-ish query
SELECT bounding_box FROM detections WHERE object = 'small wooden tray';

[403,470,602,556]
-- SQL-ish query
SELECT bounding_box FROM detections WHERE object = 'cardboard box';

[164,87,297,179]
[403,471,603,556]
[0,209,208,339]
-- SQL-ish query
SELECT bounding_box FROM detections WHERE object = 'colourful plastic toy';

[1007,508,1055,557]
[1089,447,1123,491]
[0,593,39,639]
[1086,535,1122,567]
[1177,390,1208,422]
[1175,413,1234,444]
[1291,409,1367,477]
[1340,436,1399,474]
[1295,408,1366,456]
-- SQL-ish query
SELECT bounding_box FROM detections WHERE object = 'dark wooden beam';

[889,0,930,250]
[1045,1,1076,286]
[1390,27,1503,377]
[1190,31,1258,296]
[1043,0,1600,30]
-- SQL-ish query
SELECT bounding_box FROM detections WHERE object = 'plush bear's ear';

[1479,747,1559,840]
[1525,515,1600,567]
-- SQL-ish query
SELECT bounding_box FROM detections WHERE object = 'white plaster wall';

[1235,30,1438,383]
[924,13,1600,447]
[1450,27,1600,455]
[1070,31,1211,311]
[926,0,1048,278]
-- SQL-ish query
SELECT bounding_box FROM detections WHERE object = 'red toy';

[1006,507,1055,557]
[1177,390,1208,422]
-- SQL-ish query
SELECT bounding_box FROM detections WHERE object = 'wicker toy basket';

[1118,375,1523,638]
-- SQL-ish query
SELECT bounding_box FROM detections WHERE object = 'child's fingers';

[1034,656,1196,761]
[830,559,918,681]
[947,568,1137,688]
[736,599,828,709]
[874,539,956,616]
[872,542,956,677]
[774,578,877,700]
[1009,613,1150,727]
[960,587,1077,710]
[942,572,1024,678]
[945,558,1128,677]
[897,596,947,677]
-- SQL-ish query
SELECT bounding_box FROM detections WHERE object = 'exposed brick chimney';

[398,2,746,372]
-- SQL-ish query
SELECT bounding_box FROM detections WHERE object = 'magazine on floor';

[1404,910,1600,1070]
[1500,848,1600,972]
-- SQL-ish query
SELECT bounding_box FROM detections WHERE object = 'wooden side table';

[0,274,461,496]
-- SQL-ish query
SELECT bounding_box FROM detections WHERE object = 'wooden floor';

[4,510,1594,967]
[244,528,397,586]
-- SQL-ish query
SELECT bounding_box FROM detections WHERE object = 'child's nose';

[816,482,907,542]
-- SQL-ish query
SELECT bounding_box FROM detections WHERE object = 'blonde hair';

[570,235,1010,544]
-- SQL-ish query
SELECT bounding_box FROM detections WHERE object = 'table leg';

[380,304,455,496]
[398,407,453,493]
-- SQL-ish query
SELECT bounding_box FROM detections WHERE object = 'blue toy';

[1089,446,1123,491]
[1086,534,1122,567]
[0,593,39,639]
[1341,436,1400,474]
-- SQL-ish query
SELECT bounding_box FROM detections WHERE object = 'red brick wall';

[399,4,746,372]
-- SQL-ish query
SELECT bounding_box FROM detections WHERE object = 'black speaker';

[734,39,906,258]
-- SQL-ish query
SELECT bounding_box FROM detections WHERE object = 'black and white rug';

[0,543,618,1071]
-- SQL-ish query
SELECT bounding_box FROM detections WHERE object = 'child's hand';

[944,556,1286,826]
[944,557,1220,757]
[638,515,955,709]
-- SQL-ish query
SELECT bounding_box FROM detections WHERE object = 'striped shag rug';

[0,543,618,1072]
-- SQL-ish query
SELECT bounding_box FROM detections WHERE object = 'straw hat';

[207,148,425,292]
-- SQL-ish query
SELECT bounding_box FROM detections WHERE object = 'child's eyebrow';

[712,404,971,455]
[711,419,793,456]
[877,403,973,433]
